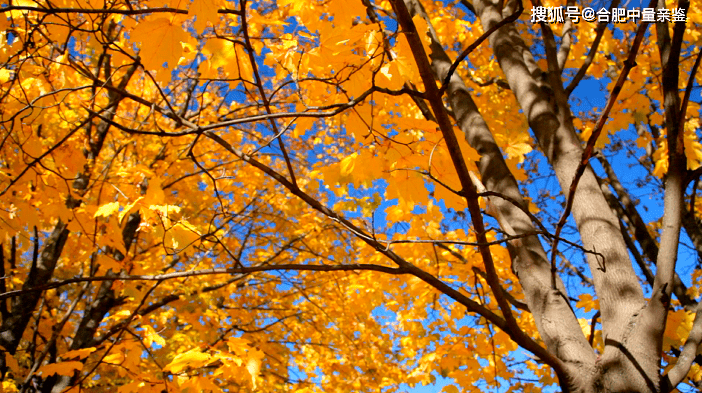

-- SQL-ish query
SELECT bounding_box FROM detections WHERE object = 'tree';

[0,0,700,391]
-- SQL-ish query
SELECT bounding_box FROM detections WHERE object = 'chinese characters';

[530,6,688,23]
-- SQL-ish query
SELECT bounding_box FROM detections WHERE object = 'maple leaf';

[94,202,120,218]
[166,222,202,251]
[0,69,12,84]
[190,0,222,33]
[61,348,97,361]
[37,361,83,377]
[163,350,212,374]
[131,17,189,70]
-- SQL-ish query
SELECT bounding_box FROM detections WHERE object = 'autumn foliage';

[0,0,701,392]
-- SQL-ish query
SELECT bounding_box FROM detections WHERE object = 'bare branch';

[239,0,298,189]
[434,242,529,311]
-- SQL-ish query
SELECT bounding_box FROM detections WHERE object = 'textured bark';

[468,0,664,389]
[403,0,594,385]
[597,156,694,307]
[629,2,689,391]
[681,203,702,265]
[395,0,698,389]
[597,155,661,267]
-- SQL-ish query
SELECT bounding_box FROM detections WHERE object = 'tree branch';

[390,0,566,375]
[597,159,695,306]
[549,16,651,292]
[661,306,702,392]
[403,0,595,380]
[637,0,689,364]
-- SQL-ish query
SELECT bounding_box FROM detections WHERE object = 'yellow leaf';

[411,15,432,55]
[505,157,527,182]
[117,381,148,393]
[61,347,97,361]
[190,0,221,33]
[7,0,34,18]
[118,197,143,224]
[131,17,188,70]
[339,153,358,179]
[386,170,428,211]
[346,107,373,142]
[163,350,211,374]
[95,224,127,255]
[148,205,181,217]
[377,60,405,90]
[94,202,120,218]
[326,0,366,29]
[434,180,465,211]
[179,40,198,66]
[318,163,340,187]
[232,44,253,82]
[456,129,480,163]
[385,203,410,222]
[142,324,166,348]
[167,222,201,251]
[37,361,83,377]
[144,178,166,205]
[203,38,253,82]
[103,351,125,365]
[181,376,224,393]
[576,293,599,313]
[293,116,315,139]
[95,254,122,275]
[226,336,251,353]
[0,68,12,84]
[246,350,263,389]
[2,380,19,393]
[504,139,532,162]
[204,38,237,72]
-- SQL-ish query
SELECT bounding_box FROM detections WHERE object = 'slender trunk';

[403,0,595,386]
[470,0,661,389]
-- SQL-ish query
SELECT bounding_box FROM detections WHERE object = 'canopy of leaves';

[0,0,700,392]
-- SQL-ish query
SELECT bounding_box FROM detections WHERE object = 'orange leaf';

[131,17,188,70]
[37,361,83,377]
[190,0,221,33]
